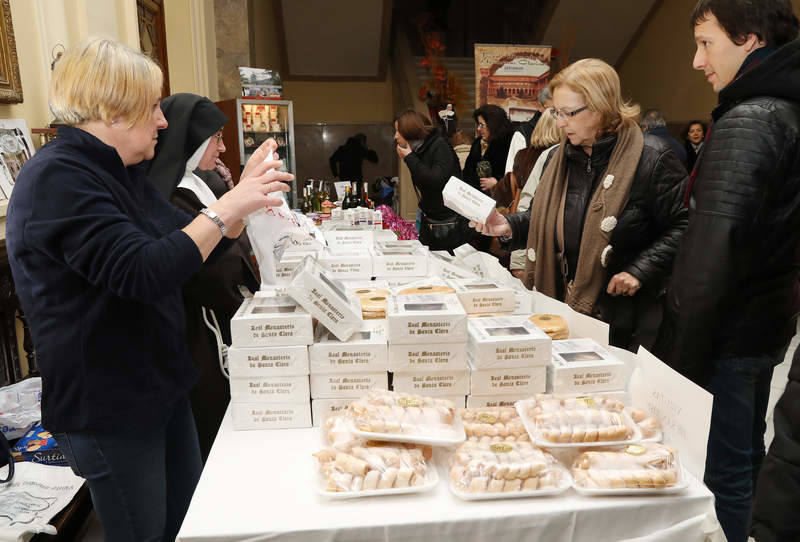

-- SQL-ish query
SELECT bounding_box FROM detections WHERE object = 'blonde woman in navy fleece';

[6,38,292,541]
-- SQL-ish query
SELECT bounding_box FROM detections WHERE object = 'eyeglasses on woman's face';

[212,130,224,143]
[549,105,589,121]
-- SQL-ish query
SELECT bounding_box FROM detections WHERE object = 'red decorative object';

[377,204,418,240]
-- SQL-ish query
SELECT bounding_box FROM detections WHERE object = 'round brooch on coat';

[600,216,617,233]
[527,248,536,262]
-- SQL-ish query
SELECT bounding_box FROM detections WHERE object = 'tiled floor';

[78,324,799,541]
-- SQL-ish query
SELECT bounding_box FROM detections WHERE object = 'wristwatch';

[199,207,227,236]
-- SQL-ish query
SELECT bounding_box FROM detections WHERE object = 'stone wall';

[215,0,252,99]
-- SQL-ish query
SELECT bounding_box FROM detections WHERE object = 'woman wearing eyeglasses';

[148,93,260,462]
[472,59,688,351]
[462,104,513,193]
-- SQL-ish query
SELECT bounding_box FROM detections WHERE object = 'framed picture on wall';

[0,0,22,104]
[0,119,35,198]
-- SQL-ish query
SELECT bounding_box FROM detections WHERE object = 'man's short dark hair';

[691,0,800,47]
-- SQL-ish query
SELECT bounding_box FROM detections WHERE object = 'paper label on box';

[469,365,546,396]
[548,338,627,393]
[230,297,314,346]
[323,230,374,251]
[311,398,354,426]
[387,294,467,344]
[318,250,373,279]
[310,371,388,398]
[371,247,428,277]
[228,345,309,377]
[392,370,469,396]
[388,342,467,372]
[309,324,388,373]
[229,375,310,403]
[466,394,529,408]
[450,279,516,313]
[231,402,312,430]
[467,316,551,368]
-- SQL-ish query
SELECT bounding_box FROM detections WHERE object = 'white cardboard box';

[228,345,309,377]
[230,297,314,347]
[449,278,516,314]
[229,375,310,403]
[548,338,627,393]
[255,286,289,297]
[309,322,388,373]
[373,229,398,242]
[468,362,547,396]
[387,294,467,344]
[391,370,470,396]
[318,249,373,279]
[310,371,389,399]
[466,394,530,409]
[428,251,478,280]
[311,398,354,426]
[231,402,312,430]
[323,229,375,251]
[275,253,316,284]
[287,256,363,342]
[442,176,496,224]
[387,341,468,372]
[467,316,551,369]
[370,246,428,277]
[375,239,422,251]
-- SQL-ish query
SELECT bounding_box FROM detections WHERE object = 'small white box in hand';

[449,278,516,314]
[387,294,467,344]
[442,176,496,224]
[228,345,309,377]
[318,249,373,279]
[387,341,468,372]
[229,375,310,403]
[466,393,530,408]
[468,360,547,396]
[370,246,428,278]
[231,402,312,430]
[310,371,389,399]
[309,322,388,374]
[392,370,470,396]
[467,316,551,369]
[230,296,314,347]
[287,256,363,342]
[548,338,627,393]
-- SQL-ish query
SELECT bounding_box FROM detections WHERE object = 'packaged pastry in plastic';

[571,442,685,494]
[346,390,465,445]
[313,440,437,497]
[448,439,571,499]
[517,394,639,447]
[459,407,529,442]
[624,407,663,442]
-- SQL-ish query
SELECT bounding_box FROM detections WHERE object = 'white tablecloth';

[177,407,720,542]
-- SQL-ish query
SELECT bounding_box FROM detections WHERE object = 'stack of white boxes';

[466,315,551,408]
[547,338,627,397]
[308,321,389,425]
[228,296,314,430]
[371,239,429,291]
[387,293,469,406]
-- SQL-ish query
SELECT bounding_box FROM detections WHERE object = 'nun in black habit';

[149,93,259,461]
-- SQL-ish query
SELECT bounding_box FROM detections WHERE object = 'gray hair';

[538,86,552,107]
[640,108,667,130]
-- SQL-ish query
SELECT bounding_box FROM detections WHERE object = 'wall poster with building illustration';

[474,44,551,122]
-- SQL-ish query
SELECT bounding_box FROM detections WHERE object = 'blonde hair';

[550,58,639,136]
[49,38,163,127]
[530,109,561,148]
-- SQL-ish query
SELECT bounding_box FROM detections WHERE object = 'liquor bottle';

[302,186,311,213]
[343,186,352,209]
[362,182,371,209]
[311,185,321,213]
[350,182,358,208]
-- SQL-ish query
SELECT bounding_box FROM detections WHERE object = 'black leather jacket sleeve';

[503,208,532,251]
[623,146,688,287]
[404,138,454,193]
[668,104,791,383]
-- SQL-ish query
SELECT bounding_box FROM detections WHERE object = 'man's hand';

[607,272,642,296]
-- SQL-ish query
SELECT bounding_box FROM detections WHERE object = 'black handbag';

[420,212,468,250]
[0,431,14,483]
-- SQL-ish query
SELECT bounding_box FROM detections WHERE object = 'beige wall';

[164,0,219,99]
[251,0,393,123]
[619,0,800,126]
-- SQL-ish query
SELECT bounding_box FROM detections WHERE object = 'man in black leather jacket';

[658,2,800,541]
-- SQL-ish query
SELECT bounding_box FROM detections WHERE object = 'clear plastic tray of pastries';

[448,439,571,500]
[571,442,687,495]
[516,394,641,447]
[459,407,529,442]
[345,390,465,446]
[624,407,663,442]
[313,440,438,498]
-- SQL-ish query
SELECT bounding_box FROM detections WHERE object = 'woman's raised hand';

[469,208,512,238]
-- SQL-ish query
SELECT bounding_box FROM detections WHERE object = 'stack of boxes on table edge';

[228,224,626,430]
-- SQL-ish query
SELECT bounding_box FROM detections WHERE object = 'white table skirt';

[177,406,719,542]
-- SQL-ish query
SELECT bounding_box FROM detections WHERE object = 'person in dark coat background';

[149,93,260,462]
[683,120,706,171]
[462,104,513,194]
[639,108,688,170]
[329,133,378,182]
[394,109,468,251]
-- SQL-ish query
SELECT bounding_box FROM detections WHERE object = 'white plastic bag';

[0,377,42,440]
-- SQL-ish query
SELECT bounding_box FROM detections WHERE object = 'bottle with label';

[362,181,372,209]
[373,209,383,230]
[343,186,352,209]
[311,185,321,213]
[350,182,359,208]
